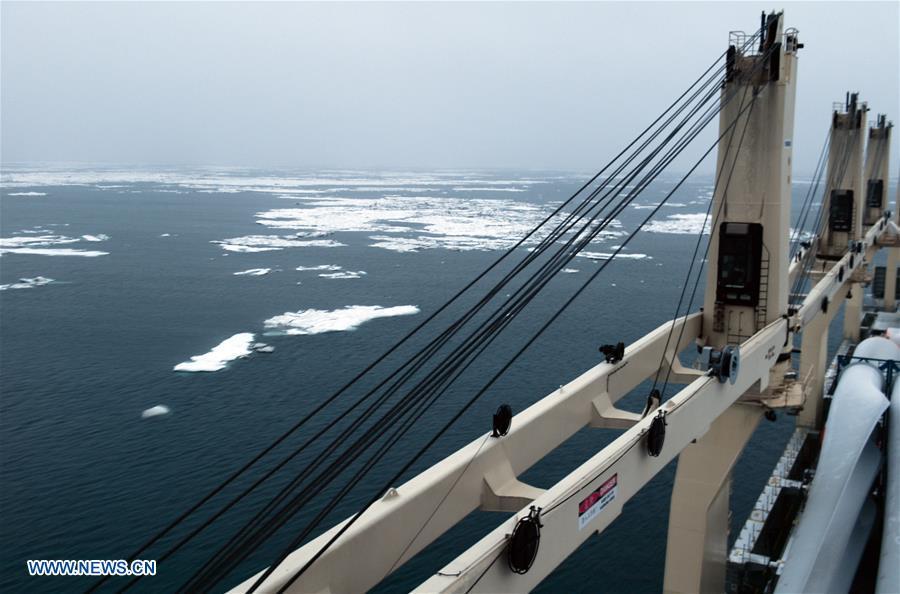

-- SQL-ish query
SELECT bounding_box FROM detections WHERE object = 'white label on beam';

[577,474,618,530]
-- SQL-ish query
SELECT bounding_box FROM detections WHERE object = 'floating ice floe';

[234,268,272,276]
[0,276,55,291]
[141,405,171,419]
[254,195,572,253]
[252,342,275,353]
[160,233,172,237]
[451,187,526,192]
[367,237,427,253]
[296,264,343,272]
[0,234,110,257]
[643,213,711,235]
[264,305,419,336]
[367,235,517,252]
[81,234,110,242]
[295,264,366,278]
[577,252,651,261]
[319,271,366,279]
[634,201,688,210]
[174,333,255,372]
[0,247,109,257]
[6,191,46,197]
[1,235,79,248]
[213,234,345,253]
[561,268,580,274]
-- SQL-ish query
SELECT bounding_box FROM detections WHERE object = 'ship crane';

[97,11,899,594]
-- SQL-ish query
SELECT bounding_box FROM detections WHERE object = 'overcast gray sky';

[2,1,898,174]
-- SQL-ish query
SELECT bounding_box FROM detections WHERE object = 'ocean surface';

[0,166,867,593]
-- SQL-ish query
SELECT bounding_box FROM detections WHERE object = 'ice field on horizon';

[1,164,843,381]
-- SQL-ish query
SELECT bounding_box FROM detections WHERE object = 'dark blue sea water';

[0,167,867,593]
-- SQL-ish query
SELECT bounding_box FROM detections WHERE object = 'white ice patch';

[451,187,526,192]
[561,268,579,274]
[294,264,364,278]
[264,305,419,336]
[633,201,688,210]
[577,251,651,261]
[255,195,564,253]
[296,265,343,272]
[0,234,110,257]
[234,268,272,276]
[368,235,515,253]
[82,234,110,242]
[319,271,366,279]
[174,332,255,372]
[141,405,171,419]
[6,191,46,196]
[643,213,711,235]
[0,235,80,248]
[213,234,345,253]
[0,247,109,257]
[367,237,425,253]
[0,276,55,291]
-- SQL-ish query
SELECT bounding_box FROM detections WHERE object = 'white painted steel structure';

[818,95,869,260]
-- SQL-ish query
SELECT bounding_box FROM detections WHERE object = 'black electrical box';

[829,190,854,231]
[867,179,884,208]
[716,222,763,307]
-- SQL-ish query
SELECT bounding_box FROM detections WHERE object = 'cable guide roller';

[507,506,543,574]
[492,404,513,438]
[647,410,667,457]
[701,344,740,384]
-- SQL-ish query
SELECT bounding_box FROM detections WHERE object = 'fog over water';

[2,2,898,173]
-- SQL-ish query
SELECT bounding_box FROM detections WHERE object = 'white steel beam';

[416,320,788,594]
[796,220,888,327]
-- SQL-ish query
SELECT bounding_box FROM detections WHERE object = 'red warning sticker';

[577,474,618,530]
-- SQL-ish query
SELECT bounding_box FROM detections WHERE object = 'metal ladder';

[756,247,770,331]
